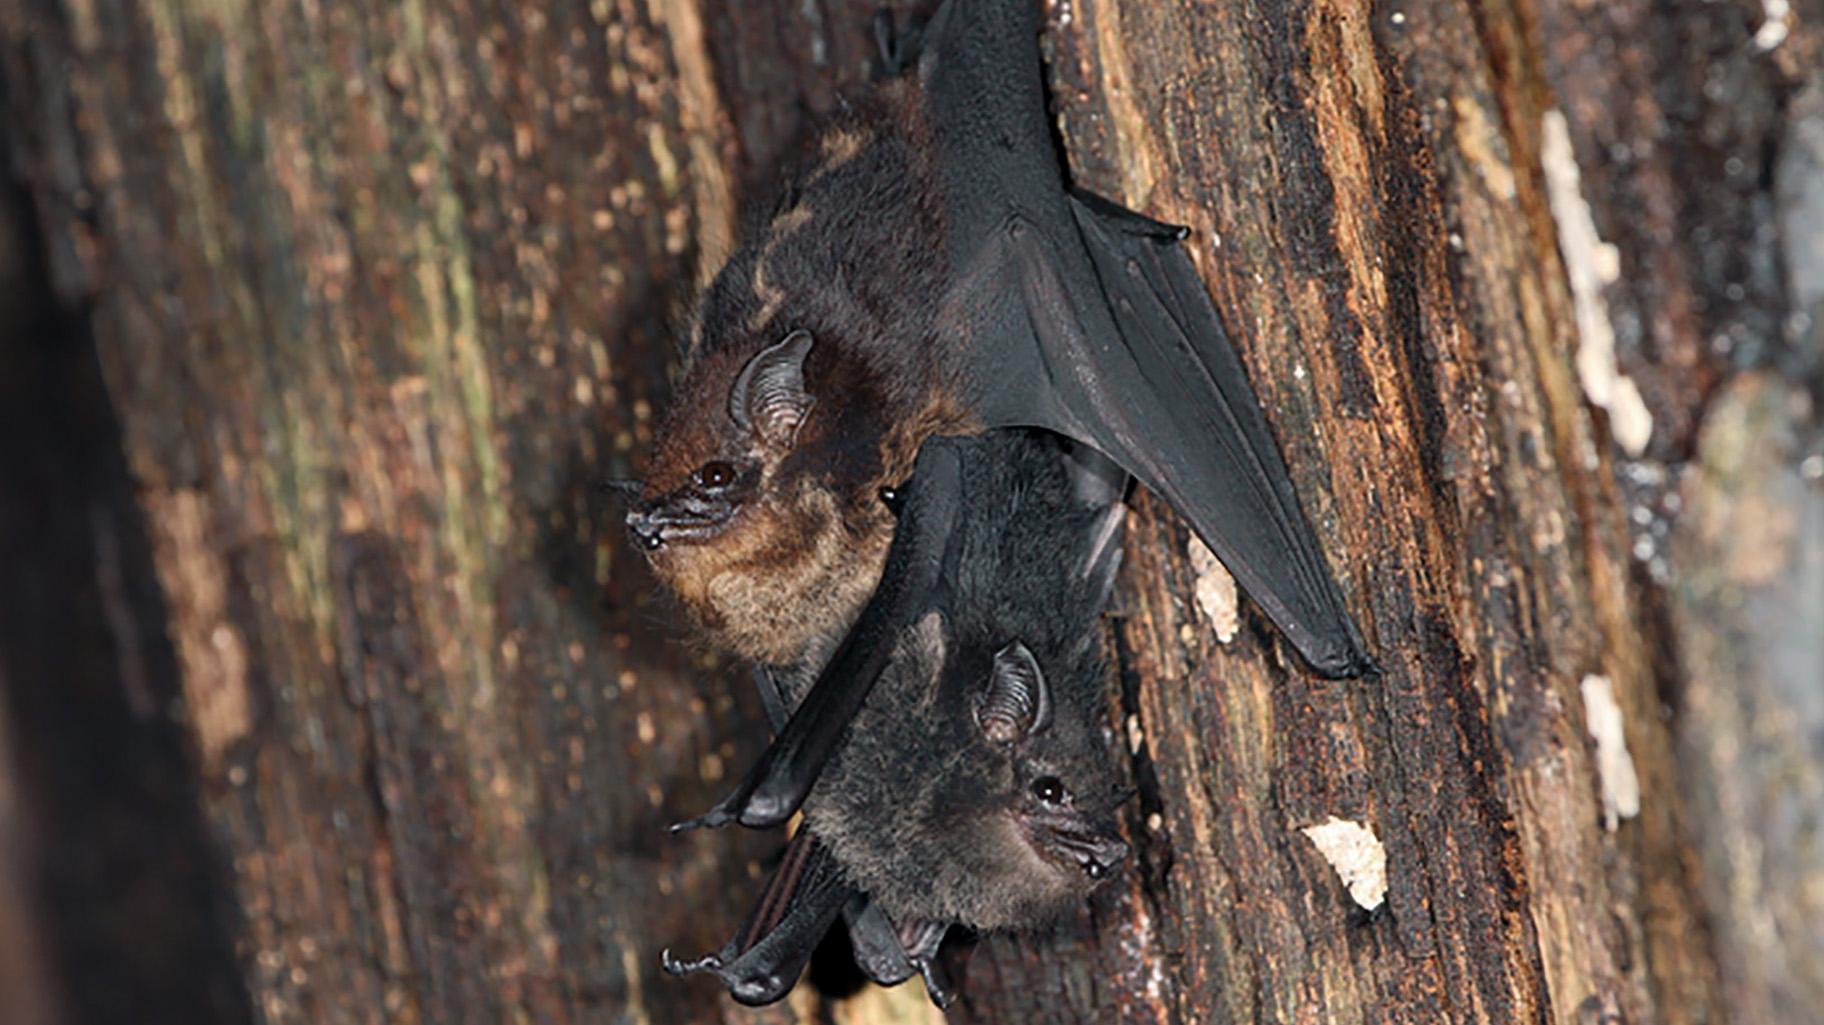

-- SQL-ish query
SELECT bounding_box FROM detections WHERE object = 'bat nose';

[1041,816,1129,880]
[625,510,666,550]
[1081,836,1129,880]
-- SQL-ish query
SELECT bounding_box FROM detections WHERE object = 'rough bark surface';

[0,1,1818,1024]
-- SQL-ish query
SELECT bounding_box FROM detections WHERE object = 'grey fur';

[789,431,1127,932]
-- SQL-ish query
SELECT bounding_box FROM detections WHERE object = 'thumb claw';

[668,806,732,834]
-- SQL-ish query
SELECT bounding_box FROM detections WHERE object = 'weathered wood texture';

[0,0,1818,1024]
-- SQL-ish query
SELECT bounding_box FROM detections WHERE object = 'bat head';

[972,639,1130,886]
[628,329,815,551]
[811,607,1128,934]
[627,328,905,663]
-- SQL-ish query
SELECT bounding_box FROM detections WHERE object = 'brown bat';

[621,70,972,666]
[620,0,1372,681]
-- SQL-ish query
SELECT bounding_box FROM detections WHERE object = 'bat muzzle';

[1032,813,1128,881]
[626,499,736,550]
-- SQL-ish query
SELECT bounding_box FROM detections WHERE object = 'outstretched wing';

[922,0,1374,678]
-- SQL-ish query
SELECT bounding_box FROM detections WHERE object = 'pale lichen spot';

[1581,674,1641,830]
[143,488,252,772]
[1301,816,1388,910]
[1755,0,1790,49]
[1187,536,1239,642]
[1542,109,1653,456]
[1452,93,1516,201]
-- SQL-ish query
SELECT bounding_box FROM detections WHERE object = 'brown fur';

[634,77,980,665]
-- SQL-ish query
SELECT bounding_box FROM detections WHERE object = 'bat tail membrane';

[838,900,957,1009]
[662,827,851,1006]
[842,896,918,986]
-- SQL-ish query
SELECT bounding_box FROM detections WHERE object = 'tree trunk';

[1,0,1818,1023]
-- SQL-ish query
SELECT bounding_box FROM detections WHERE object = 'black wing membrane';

[1055,193,1372,676]
[662,827,849,1006]
[672,439,965,833]
[749,665,929,991]
[923,0,1374,678]
[669,442,976,1006]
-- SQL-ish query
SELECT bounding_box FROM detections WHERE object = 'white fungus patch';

[1186,537,1239,642]
[1301,816,1388,910]
[1541,110,1654,457]
[1581,674,1641,831]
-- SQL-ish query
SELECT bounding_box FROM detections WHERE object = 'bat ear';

[729,329,816,448]
[975,641,1051,744]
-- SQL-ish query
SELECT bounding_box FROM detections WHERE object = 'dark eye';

[1031,776,1067,806]
[696,461,736,489]
[878,485,904,515]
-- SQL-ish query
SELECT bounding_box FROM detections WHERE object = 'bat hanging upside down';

[621,0,1376,682]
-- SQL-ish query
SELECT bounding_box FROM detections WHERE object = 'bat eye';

[695,461,737,489]
[878,485,905,515]
[1031,776,1067,806]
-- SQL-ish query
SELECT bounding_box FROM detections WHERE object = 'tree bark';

[1,1,1818,1024]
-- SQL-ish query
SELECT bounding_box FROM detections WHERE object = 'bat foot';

[661,948,725,976]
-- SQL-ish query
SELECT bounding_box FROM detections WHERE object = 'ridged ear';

[975,641,1050,744]
[729,329,816,448]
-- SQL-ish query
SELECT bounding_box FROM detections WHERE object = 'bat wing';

[750,665,927,992]
[923,0,1375,678]
[663,826,849,1006]
[672,438,968,832]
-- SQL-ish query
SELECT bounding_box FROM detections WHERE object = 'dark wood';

[1,0,1818,1023]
